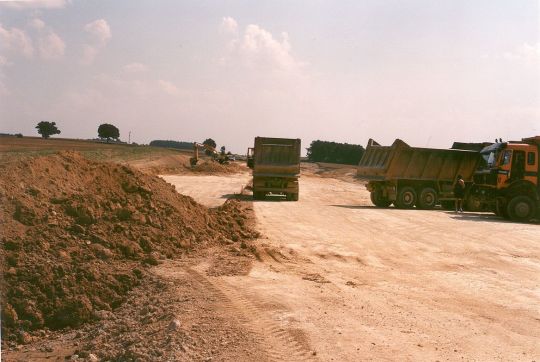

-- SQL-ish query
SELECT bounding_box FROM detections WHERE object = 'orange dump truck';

[251,137,301,201]
[357,139,481,209]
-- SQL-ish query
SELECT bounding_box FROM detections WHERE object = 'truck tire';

[286,193,299,201]
[394,187,417,209]
[507,196,535,222]
[465,195,483,212]
[370,190,391,207]
[417,188,437,209]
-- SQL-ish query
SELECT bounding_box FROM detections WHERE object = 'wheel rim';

[515,201,531,218]
[424,193,434,205]
[403,191,414,205]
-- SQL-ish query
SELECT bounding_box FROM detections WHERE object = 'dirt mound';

[189,160,245,174]
[127,154,193,175]
[0,152,258,343]
[128,156,246,176]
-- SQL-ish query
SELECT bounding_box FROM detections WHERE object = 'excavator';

[190,142,229,166]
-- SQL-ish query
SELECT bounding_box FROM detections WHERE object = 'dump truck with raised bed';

[357,139,481,209]
[251,137,301,201]
[469,136,540,222]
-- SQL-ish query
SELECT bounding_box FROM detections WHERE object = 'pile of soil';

[127,154,192,175]
[189,160,245,174]
[0,152,258,343]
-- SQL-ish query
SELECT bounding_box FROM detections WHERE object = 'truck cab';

[473,137,540,221]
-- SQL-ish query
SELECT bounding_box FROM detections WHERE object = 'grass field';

[0,136,191,164]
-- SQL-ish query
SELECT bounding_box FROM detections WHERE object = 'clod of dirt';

[0,151,258,343]
[302,273,331,284]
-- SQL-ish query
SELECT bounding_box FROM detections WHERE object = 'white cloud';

[0,0,69,9]
[81,19,111,65]
[123,62,147,73]
[222,22,304,72]
[503,42,540,65]
[84,19,111,46]
[23,18,66,60]
[221,16,238,35]
[29,18,46,30]
[158,79,179,95]
[0,23,34,57]
[38,31,65,59]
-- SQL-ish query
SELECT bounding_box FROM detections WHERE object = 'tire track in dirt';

[186,267,318,362]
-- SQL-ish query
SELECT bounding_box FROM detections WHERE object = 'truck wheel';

[465,195,483,212]
[507,196,535,222]
[370,190,391,207]
[286,193,299,201]
[395,187,417,209]
[417,188,437,209]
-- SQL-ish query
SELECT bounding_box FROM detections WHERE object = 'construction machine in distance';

[250,137,301,201]
[357,139,481,210]
[190,142,229,166]
[470,136,540,222]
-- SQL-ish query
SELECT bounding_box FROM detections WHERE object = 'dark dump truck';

[357,139,481,209]
[250,137,301,201]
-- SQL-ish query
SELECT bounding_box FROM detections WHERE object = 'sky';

[0,0,539,154]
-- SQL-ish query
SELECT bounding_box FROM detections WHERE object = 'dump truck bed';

[253,137,301,176]
[357,139,480,182]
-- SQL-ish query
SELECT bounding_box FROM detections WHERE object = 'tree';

[220,146,226,155]
[35,121,61,139]
[203,138,216,149]
[98,123,120,142]
[307,140,365,165]
[203,138,217,156]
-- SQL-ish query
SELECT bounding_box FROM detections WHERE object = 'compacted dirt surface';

[162,174,252,208]
[163,165,540,362]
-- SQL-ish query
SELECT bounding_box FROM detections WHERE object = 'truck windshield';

[479,143,504,169]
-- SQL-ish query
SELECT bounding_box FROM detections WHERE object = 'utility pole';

[128,131,131,144]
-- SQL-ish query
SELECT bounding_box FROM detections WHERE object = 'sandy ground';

[162,174,251,207]
[164,170,540,361]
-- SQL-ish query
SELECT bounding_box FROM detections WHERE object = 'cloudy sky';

[0,0,539,153]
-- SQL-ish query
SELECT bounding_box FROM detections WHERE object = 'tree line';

[307,140,365,165]
[33,122,365,165]
[35,121,120,142]
[149,140,193,150]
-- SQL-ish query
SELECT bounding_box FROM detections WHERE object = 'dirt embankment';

[0,152,259,350]
[188,160,245,175]
[128,155,246,176]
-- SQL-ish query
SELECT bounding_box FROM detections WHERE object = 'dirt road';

[165,170,540,361]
